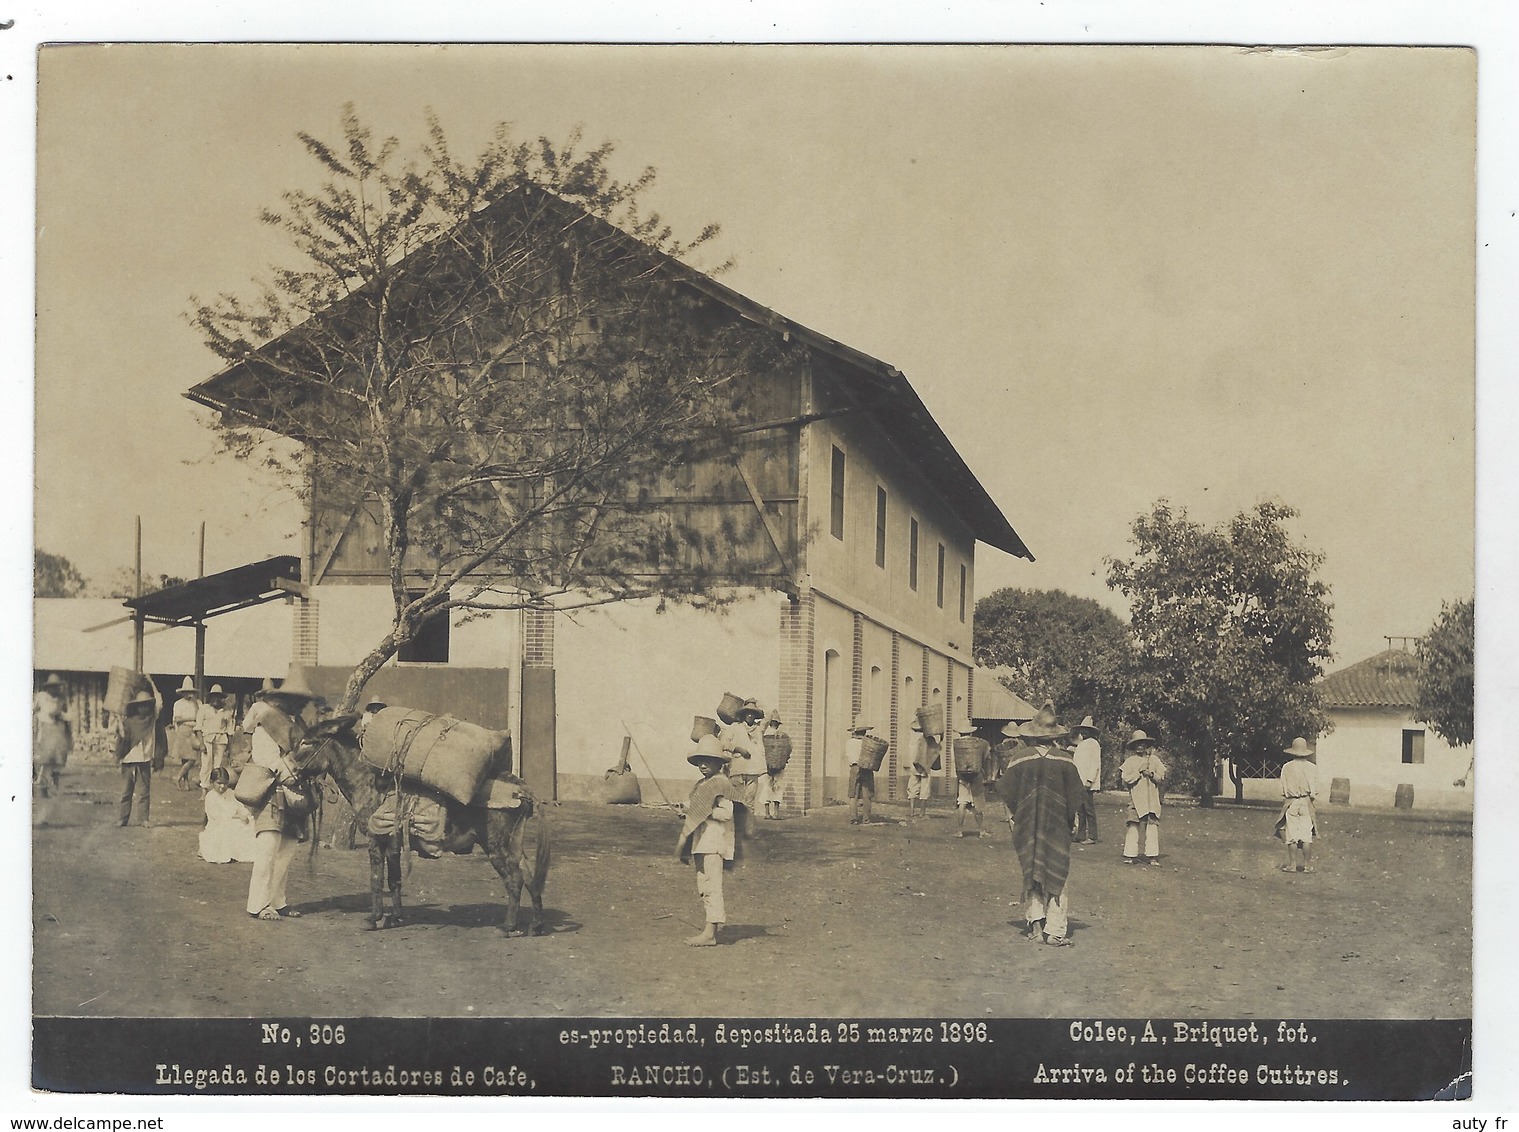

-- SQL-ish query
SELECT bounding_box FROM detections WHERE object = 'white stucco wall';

[1315,707,1472,811]
[553,591,782,802]
[309,583,518,669]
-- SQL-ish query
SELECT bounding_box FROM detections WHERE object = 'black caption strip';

[34,1017,1472,1100]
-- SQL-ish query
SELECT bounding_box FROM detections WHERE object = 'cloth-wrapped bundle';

[360,707,510,806]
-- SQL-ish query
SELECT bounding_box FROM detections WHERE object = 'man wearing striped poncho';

[995,703,1087,948]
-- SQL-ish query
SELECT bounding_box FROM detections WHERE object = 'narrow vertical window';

[936,544,946,608]
[909,518,919,591]
[830,446,845,540]
[1401,729,1426,764]
[959,563,967,622]
[875,487,887,568]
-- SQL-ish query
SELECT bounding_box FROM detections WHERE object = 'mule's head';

[293,714,362,777]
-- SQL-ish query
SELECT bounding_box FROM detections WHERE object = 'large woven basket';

[955,737,989,779]
[915,703,945,739]
[691,715,720,743]
[763,733,793,773]
[858,735,889,772]
[716,692,745,725]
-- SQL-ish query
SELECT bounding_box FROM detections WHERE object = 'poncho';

[996,750,1087,899]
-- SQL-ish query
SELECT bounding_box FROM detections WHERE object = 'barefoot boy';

[677,734,740,946]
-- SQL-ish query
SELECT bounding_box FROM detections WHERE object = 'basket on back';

[715,692,745,725]
[691,715,720,743]
[858,735,889,772]
[954,737,990,779]
[763,733,793,773]
[360,707,512,806]
[915,703,945,739]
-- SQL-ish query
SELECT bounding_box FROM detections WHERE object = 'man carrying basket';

[846,718,885,825]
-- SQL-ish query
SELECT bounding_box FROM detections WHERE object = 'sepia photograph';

[11,11,1515,1107]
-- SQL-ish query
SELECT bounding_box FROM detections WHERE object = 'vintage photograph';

[26,40,1480,1098]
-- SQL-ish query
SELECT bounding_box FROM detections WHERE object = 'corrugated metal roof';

[971,666,1039,722]
[1319,648,1421,708]
[187,184,1031,561]
[123,555,303,625]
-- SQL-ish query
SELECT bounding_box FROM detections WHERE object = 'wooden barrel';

[916,704,945,738]
[763,733,793,772]
[716,692,745,725]
[954,737,989,778]
[858,735,889,771]
[1394,783,1414,809]
[1329,777,1351,805]
[691,715,720,742]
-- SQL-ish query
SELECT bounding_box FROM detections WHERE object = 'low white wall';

[553,592,782,802]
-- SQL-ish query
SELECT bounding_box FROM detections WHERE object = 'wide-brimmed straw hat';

[1282,737,1315,758]
[1000,720,1026,738]
[765,710,783,727]
[255,677,275,700]
[365,696,388,711]
[124,690,155,712]
[1125,729,1159,750]
[42,673,65,689]
[267,665,318,703]
[849,717,874,735]
[953,719,979,736]
[175,677,197,697]
[1072,716,1099,736]
[737,698,765,722]
[207,683,225,697]
[688,733,732,767]
[1017,702,1067,741]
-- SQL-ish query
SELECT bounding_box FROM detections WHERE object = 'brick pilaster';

[888,631,901,800]
[779,589,816,813]
[946,663,957,776]
[292,598,320,665]
[523,607,555,667]
[851,611,864,723]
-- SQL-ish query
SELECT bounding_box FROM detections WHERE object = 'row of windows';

[831,445,967,622]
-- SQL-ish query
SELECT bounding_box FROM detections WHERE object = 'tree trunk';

[340,631,406,716]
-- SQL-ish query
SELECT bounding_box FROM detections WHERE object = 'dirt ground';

[32,764,1470,1019]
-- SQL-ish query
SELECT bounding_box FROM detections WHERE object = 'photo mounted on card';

[31,42,1474,1100]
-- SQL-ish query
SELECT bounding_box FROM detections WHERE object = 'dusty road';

[33,765,1470,1019]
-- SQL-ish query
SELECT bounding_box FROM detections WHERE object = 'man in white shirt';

[1071,716,1102,845]
[115,689,161,826]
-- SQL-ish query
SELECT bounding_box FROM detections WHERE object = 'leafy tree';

[34,550,88,598]
[1105,500,1334,803]
[188,107,791,712]
[973,587,1132,727]
[1413,598,1474,750]
[92,568,192,600]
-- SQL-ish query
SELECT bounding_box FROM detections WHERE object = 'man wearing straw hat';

[33,673,73,798]
[1119,730,1169,866]
[244,665,321,922]
[1274,738,1319,873]
[953,719,992,839]
[677,735,740,946]
[1070,716,1102,845]
[845,718,877,825]
[169,677,204,791]
[195,684,235,794]
[906,715,940,821]
[114,688,164,826]
[995,702,1086,946]
[756,711,788,820]
[719,698,766,836]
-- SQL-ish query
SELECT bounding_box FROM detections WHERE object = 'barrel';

[763,733,793,773]
[858,735,889,772]
[1329,777,1351,805]
[691,715,720,743]
[1394,783,1414,810]
[916,704,945,738]
[716,692,745,725]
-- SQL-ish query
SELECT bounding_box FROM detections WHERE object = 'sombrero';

[688,732,732,767]
[1124,729,1159,750]
[1282,737,1315,758]
[1016,702,1067,740]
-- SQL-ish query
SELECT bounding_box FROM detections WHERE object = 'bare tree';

[189,107,792,711]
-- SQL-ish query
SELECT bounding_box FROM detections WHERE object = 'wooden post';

[132,516,144,672]
[194,523,206,696]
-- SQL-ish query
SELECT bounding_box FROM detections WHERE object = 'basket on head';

[954,737,990,779]
[916,703,945,738]
[763,733,793,773]
[858,735,889,771]
[716,692,745,726]
[691,715,721,743]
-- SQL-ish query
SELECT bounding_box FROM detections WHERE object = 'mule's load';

[360,707,511,806]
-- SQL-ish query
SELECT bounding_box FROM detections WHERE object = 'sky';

[30,43,1477,670]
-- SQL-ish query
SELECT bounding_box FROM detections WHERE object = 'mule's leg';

[488,811,527,937]
[386,845,404,926]
[366,838,387,930]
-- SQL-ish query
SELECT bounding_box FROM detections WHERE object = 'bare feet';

[685,931,718,947]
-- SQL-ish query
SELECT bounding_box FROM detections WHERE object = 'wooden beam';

[731,454,795,580]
